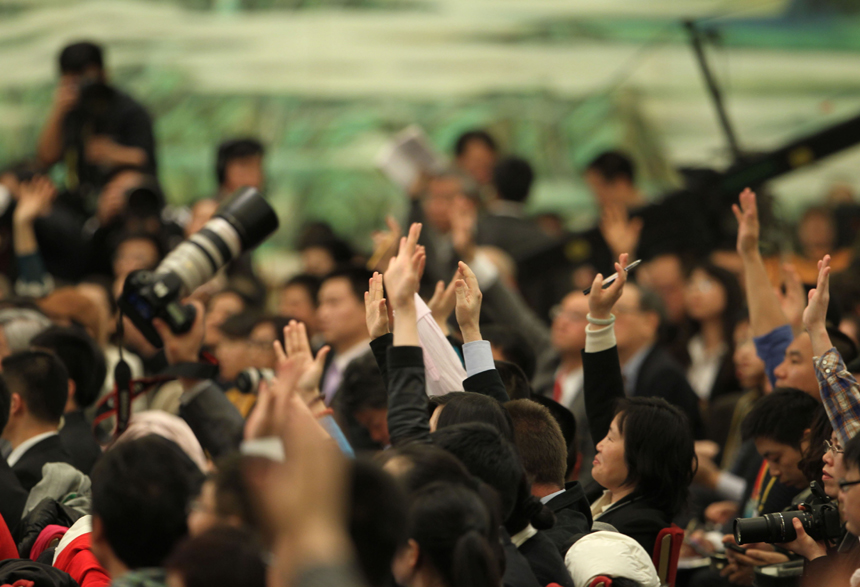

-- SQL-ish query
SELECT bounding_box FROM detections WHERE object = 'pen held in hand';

[582,259,642,295]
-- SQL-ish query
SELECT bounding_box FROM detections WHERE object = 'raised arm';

[384,223,432,445]
[803,255,860,446]
[582,253,629,448]
[13,176,57,298]
[455,262,508,403]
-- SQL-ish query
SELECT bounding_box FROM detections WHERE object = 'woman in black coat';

[582,253,697,557]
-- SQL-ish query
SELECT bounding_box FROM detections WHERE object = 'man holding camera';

[36,42,156,196]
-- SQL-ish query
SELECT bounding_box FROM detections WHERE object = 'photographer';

[36,42,156,196]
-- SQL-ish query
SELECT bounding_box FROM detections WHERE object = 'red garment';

[30,526,68,562]
[53,534,110,587]
[0,515,18,561]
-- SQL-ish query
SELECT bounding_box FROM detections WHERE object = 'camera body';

[733,482,842,545]
[119,187,279,348]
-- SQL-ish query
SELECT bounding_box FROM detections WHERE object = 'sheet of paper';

[376,125,448,190]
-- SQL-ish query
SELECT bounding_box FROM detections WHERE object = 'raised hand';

[13,176,56,225]
[803,255,831,336]
[600,203,643,260]
[364,272,391,339]
[587,253,629,320]
[454,261,482,343]
[427,276,457,336]
[384,222,424,310]
[732,188,760,257]
[280,320,330,402]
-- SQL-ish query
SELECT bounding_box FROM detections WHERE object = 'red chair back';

[652,524,684,587]
[588,577,613,587]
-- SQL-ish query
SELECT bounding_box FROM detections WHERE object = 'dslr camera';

[236,368,275,395]
[733,482,842,545]
[119,187,279,348]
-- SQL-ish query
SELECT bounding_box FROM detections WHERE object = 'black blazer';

[179,380,244,459]
[543,482,593,556]
[518,529,575,587]
[582,345,674,557]
[632,346,706,439]
[11,435,74,492]
[0,458,27,537]
[58,410,102,476]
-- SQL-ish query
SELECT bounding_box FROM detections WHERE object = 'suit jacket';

[632,346,706,439]
[11,435,74,492]
[0,458,27,537]
[543,482,593,556]
[590,493,671,557]
[501,529,541,587]
[518,529,575,587]
[58,411,101,476]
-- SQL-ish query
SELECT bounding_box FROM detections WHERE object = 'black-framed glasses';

[825,439,844,455]
[838,478,860,492]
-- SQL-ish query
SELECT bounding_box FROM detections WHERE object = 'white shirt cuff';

[463,340,495,377]
[585,324,616,353]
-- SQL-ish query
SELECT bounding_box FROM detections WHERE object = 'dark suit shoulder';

[594,497,670,557]
[0,459,27,537]
[544,485,593,556]
[11,435,74,492]
[518,530,575,587]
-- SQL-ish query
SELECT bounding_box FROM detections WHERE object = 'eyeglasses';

[838,478,860,492]
[825,439,844,455]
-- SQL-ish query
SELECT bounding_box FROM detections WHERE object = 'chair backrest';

[588,577,613,587]
[652,524,684,587]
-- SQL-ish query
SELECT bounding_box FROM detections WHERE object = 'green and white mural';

[1,0,860,267]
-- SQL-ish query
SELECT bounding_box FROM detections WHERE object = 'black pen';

[582,259,642,295]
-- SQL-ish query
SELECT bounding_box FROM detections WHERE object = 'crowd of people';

[2,39,860,587]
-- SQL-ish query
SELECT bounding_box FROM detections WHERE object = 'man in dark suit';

[0,377,27,535]
[1,350,75,492]
[613,281,705,438]
[505,399,592,557]
[32,326,106,475]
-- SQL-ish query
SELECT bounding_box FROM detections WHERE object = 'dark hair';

[0,376,10,435]
[1,350,69,424]
[828,326,858,366]
[407,482,501,587]
[505,399,567,488]
[218,311,264,340]
[349,459,408,587]
[321,265,373,304]
[529,395,579,478]
[741,388,822,450]
[799,408,833,486]
[435,393,514,441]
[31,326,106,410]
[454,130,498,157]
[493,157,534,203]
[494,361,532,400]
[585,151,635,184]
[844,433,860,472]
[380,444,477,494]
[297,223,355,265]
[635,283,667,326]
[165,527,266,587]
[92,435,202,569]
[216,138,264,187]
[615,397,696,515]
[482,325,536,380]
[59,42,104,74]
[432,422,523,520]
[210,454,259,531]
[282,274,322,308]
[338,353,388,416]
[686,262,744,354]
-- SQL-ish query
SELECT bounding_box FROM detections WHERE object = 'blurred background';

[1,0,860,266]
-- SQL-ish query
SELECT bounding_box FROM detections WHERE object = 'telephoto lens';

[119,187,279,347]
[733,502,842,545]
[236,368,275,394]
